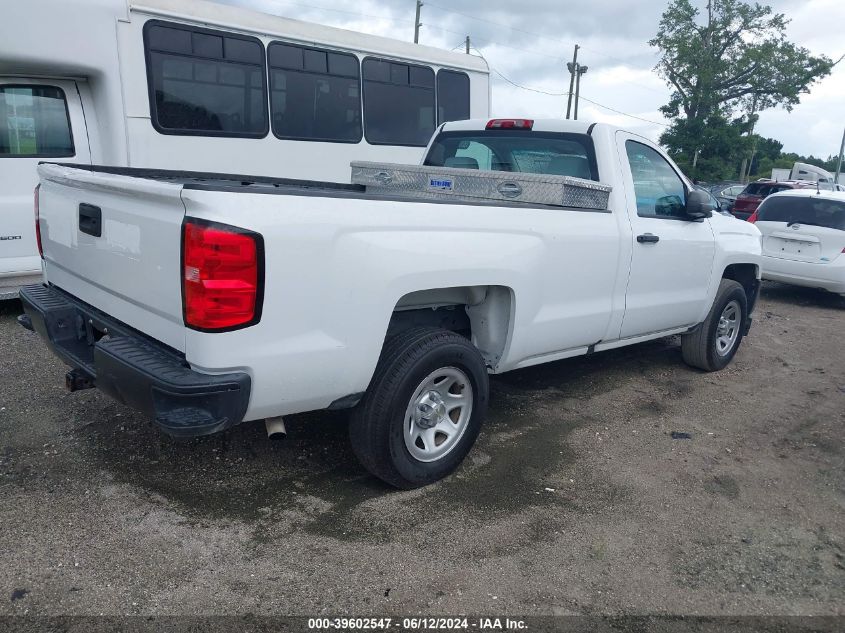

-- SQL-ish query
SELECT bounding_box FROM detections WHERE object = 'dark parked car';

[731,180,816,220]
[708,183,745,212]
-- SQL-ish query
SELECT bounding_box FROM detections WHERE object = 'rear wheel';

[349,327,489,489]
[681,279,748,372]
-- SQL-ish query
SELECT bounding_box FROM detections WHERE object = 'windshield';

[757,196,845,230]
[424,130,599,181]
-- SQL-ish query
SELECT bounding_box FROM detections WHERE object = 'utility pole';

[573,64,588,120]
[835,127,845,186]
[565,45,579,119]
[746,142,758,182]
[465,36,470,55]
[413,1,423,44]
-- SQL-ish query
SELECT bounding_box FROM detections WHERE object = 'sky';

[219,0,844,159]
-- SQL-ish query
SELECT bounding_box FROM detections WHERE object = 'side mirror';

[685,189,713,220]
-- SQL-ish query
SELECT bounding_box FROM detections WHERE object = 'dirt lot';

[0,282,843,617]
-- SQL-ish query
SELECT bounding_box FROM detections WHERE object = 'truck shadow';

[760,281,844,309]
[0,298,23,317]
[80,336,683,540]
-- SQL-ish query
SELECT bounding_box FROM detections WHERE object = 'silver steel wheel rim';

[403,367,473,463]
[715,300,741,357]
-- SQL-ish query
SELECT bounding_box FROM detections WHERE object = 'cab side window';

[625,141,687,219]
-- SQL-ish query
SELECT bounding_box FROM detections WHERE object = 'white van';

[0,0,490,299]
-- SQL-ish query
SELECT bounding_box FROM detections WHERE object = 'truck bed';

[47,163,603,211]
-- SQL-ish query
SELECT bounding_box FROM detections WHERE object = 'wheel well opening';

[722,264,760,306]
[388,285,514,369]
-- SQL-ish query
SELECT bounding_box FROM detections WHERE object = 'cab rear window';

[424,130,599,181]
[757,196,845,230]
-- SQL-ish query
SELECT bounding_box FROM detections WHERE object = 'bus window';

[362,58,435,146]
[0,85,74,157]
[268,42,361,143]
[437,70,470,124]
[143,20,268,137]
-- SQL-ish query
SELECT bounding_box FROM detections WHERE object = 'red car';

[732,180,816,220]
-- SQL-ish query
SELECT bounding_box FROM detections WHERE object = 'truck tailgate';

[37,164,186,351]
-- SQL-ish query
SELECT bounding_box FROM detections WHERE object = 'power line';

[576,95,669,127]
[490,68,567,97]
[470,36,566,61]
[486,61,669,128]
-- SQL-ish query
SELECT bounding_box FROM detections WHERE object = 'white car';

[19,119,762,488]
[752,189,845,297]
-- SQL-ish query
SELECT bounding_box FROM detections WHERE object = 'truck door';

[0,79,91,296]
[615,132,715,338]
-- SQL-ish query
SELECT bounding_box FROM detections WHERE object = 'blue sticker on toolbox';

[428,178,454,192]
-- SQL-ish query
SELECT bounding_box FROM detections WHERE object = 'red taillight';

[182,220,263,331]
[34,184,43,258]
[486,118,534,130]
[747,210,759,223]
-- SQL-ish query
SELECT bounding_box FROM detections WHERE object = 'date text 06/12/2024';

[307,617,528,630]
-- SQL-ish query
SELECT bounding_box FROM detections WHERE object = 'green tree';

[651,0,836,176]
[660,113,751,181]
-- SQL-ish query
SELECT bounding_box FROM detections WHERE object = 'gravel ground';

[0,282,843,617]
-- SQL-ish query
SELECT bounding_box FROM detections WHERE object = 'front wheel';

[349,327,489,489]
[681,279,748,372]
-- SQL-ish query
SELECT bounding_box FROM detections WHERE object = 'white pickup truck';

[18,119,762,488]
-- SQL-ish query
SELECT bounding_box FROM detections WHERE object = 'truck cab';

[422,119,751,338]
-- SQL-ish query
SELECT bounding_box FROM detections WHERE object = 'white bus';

[0,0,491,298]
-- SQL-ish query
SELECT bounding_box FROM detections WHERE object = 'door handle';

[79,203,102,237]
[637,233,660,244]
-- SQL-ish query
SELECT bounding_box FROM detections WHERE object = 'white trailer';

[0,0,490,298]
[790,162,834,182]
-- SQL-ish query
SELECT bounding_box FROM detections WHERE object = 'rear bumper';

[761,255,845,294]
[18,284,251,437]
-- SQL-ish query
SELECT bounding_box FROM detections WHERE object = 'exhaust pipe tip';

[265,416,287,441]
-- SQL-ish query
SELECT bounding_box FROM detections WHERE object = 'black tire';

[349,327,489,489]
[681,279,748,372]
